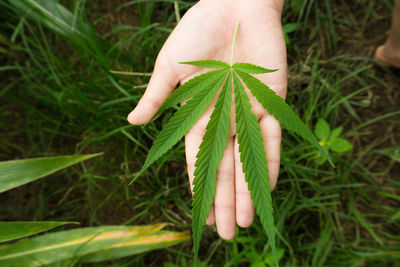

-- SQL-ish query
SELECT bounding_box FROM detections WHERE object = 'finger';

[128,52,179,125]
[259,114,281,191]
[234,135,255,228]
[185,114,215,225]
[214,137,236,240]
[185,126,203,193]
[206,206,215,225]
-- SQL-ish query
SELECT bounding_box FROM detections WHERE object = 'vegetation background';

[1,0,399,266]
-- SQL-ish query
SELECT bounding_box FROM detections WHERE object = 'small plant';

[134,23,333,266]
[314,118,353,164]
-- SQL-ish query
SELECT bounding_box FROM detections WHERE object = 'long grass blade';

[0,222,77,243]
[9,0,130,66]
[0,153,102,193]
[0,223,188,266]
[81,230,189,262]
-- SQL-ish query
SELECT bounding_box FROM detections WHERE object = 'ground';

[0,0,399,266]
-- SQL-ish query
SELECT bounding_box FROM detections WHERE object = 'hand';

[127,0,287,239]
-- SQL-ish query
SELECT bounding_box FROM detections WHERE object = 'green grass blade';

[180,60,230,69]
[9,0,130,66]
[311,221,333,266]
[236,70,334,167]
[0,153,102,193]
[232,62,278,74]
[0,223,188,266]
[9,0,89,39]
[149,70,227,123]
[349,204,384,246]
[192,72,232,263]
[389,210,400,223]
[131,72,228,184]
[232,72,278,266]
[0,222,77,243]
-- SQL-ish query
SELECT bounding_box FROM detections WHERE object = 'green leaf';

[131,72,228,184]
[236,70,334,167]
[0,222,77,243]
[315,119,330,141]
[150,70,227,122]
[327,138,353,152]
[180,60,230,69]
[0,223,189,266]
[283,31,291,46]
[283,23,300,34]
[251,262,265,267]
[233,63,278,74]
[330,126,343,139]
[192,73,232,263]
[264,248,285,267]
[0,153,102,193]
[81,230,190,263]
[232,72,278,267]
[316,151,328,165]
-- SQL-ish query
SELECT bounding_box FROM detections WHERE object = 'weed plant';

[0,0,399,266]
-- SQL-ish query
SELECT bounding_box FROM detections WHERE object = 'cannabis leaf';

[232,71,277,262]
[236,70,334,166]
[192,72,232,261]
[233,62,278,74]
[132,23,333,267]
[130,70,228,183]
[149,69,228,123]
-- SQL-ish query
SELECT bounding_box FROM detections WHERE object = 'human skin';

[375,0,400,67]
[128,0,286,240]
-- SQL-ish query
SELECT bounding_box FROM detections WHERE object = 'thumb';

[127,52,179,125]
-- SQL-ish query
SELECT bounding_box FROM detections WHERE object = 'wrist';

[201,0,284,13]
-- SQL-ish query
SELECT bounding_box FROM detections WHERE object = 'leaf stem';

[230,22,240,66]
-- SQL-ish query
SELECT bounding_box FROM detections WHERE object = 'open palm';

[128,0,286,239]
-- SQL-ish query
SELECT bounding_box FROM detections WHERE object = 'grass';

[1,0,399,266]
